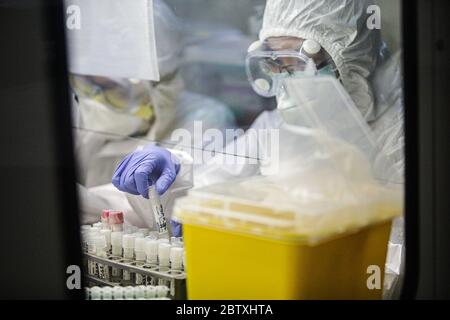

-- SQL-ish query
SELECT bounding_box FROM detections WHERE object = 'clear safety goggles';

[245,38,338,97]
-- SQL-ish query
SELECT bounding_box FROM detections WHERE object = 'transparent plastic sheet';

[64,0,160,81]
[282,76,401,185]
[175,76,403,301]
[383,216,405,299]
[283,76,404,297]
[176,121,402,244]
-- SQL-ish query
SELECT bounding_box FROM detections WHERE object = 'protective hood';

[259,0,383,121]
[65,0,160,81]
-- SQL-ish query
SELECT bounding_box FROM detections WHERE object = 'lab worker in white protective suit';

[73,0,235,232]
[112,0,405,297]
[196,0,404,298]
[194,0,404,186]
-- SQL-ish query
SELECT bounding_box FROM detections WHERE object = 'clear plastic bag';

[177,120,401,244]
[282,76,402,185]
[177,76,403,244]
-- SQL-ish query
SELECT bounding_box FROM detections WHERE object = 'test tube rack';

[83,253,187,300]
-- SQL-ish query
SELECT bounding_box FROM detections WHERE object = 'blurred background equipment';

[166,0,277,128]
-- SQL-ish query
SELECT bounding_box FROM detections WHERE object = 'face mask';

[76,96,148,138]
[70,75,154,119]
[276,87,297,111]
[277,88,310,128]
[276,60,338,112]
[268,58,318,101]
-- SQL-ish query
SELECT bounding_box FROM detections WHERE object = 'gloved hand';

[112,145,180,198]
[170,220,183,237]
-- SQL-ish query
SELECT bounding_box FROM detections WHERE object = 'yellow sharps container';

[173,181,402,300]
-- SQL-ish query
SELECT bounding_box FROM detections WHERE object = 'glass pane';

[65,0,405,300]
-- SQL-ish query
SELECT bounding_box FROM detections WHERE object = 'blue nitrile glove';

[170,220,183,237]
[112,145,180,198]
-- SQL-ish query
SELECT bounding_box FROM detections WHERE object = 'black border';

[44,0,84,299]
[400,0,419,299]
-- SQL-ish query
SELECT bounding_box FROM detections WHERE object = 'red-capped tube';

[108,211,124,232]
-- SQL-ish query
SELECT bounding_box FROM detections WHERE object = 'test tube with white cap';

[90,286,102,300]
[122,234,136,258]
[112,286,124,300]
[80,230,90,252]
[87,232,99,276]
[110,231,123,282]
[170,247,184,271]
[88,227,101,254]
[171,237,183,248]
[94,235,110,281]
[134,285,147,299]
[111,232,123,256]
[86,238,94,275]
[100,229,111,252]
[144,239,159,285]
[155,285,169,298]
[169,247,183,296]
[157,243,172,286]
[123,234,136,255]
[148,186,169,239]
[144,286,156,299]
[81,228,92,252]
[122,234,136,283]
[101,287,113,300]
[145,239,158,265]
[158,243,171,270]
[124,286,135,300]
[134,237,147,285]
